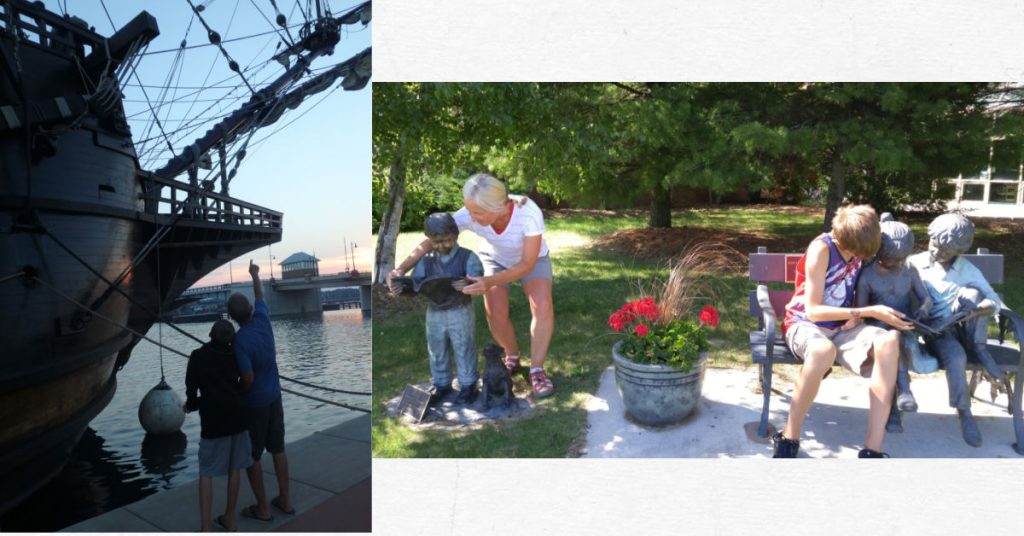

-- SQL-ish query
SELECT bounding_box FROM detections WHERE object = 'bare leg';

[522,278,554,369]
[272,451,292,512]
[199,475,213,532]
[245,460,272,518]
[223,469,240,530]
[483,285,519,357]
[782,340,837,440]
[865,331,900,452]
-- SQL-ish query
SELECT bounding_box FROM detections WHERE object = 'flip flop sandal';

[503,355,521,374]
[272,497,296,515]
[241,504,274,522]
[215,515,237,532]
[529,369,554,398]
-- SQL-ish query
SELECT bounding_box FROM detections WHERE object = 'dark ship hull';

[0,1,282,513]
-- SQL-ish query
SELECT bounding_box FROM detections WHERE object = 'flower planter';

[612,341,707,426]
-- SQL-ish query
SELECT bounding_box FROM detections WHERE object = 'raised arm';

[249,259,263,300]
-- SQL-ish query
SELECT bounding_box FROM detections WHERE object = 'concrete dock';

[583,365,1023,458]
[63,413,370,532]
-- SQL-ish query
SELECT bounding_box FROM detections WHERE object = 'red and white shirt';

[453,196,550,267]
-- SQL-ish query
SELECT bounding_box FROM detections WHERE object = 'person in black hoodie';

[184,319,251,531]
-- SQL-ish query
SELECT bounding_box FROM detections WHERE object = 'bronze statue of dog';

[481,343,514,410]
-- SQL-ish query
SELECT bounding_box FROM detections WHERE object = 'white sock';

[530,367,544,373]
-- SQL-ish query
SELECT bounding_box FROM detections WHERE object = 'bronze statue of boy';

[855,213,936,433]
[391,213,484,405]
[908,213,1002,447]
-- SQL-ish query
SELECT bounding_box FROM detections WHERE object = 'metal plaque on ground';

[397,384,431,422]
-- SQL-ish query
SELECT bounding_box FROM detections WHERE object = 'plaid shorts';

[785,321,888,377]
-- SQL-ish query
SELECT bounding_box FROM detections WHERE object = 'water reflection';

[140,432,188,486]
[2,310,369,531]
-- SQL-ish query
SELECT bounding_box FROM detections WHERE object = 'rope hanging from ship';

[70,0,371,318]
[26,221,372,398]
[2,0,372,374]
[15,271,372,413]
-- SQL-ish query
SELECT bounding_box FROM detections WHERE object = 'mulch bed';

[590,210,1024,266]
[591,226,809,264]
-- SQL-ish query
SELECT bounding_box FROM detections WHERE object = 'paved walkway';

[582,365,1021,458]
[63,413,370,532]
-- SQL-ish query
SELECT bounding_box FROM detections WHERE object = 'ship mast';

[153,1,371,181]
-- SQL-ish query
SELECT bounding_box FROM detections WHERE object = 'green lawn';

[371,206,1023,458]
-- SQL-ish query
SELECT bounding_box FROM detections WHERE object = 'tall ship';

[0,0,370,513]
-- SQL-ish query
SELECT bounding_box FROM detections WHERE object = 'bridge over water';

[175,272,371,320]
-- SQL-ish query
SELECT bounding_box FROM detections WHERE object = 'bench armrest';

[999,306,1024,363]
[757,284,779,363]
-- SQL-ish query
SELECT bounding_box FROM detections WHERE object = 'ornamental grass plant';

[610,243,742,372]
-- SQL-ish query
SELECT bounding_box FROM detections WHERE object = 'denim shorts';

[479,254,553,288]
[198,430,253,477]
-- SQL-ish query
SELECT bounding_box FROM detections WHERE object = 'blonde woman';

[389,173,555,398]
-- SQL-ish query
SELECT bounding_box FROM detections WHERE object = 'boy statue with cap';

[391,212,484,405]
[908,213,1002,447]
[855,213,936,433]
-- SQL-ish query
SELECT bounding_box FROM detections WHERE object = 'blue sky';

[63,0,371,285]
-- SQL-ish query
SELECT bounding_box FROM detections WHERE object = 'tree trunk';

[373,157,406,285]
[649,181,672,228]
[822,147,846,232]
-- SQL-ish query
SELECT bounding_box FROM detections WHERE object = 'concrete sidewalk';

[582,365,1021,458]
[63,413,370,532]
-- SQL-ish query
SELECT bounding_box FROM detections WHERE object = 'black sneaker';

[428,384,452,405]
[857,448,890,458]
[454,384,478,405]
[772,432,800,458]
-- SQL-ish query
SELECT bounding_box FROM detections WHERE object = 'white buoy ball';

[139,379,186,435]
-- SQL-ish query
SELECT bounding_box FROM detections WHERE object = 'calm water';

[2,310,370,531]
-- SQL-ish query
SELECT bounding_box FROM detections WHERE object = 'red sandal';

[529,369,554,398]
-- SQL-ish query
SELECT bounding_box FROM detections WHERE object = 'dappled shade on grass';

[371,206,1023,458]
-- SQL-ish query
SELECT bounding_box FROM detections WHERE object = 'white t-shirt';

[453,197,550,267]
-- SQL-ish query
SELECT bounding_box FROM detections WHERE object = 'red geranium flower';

[634,324,649,337]
[699,305,719,328]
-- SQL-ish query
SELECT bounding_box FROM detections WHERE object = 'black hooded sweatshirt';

[185,341,248,439]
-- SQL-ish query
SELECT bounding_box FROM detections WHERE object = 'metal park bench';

[748,246,1024,455]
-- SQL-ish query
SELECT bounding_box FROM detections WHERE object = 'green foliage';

[375,83,1016,231]
[372,172,464,231]
[618,319,709,373]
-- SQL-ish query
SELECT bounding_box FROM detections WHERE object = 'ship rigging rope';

[0,270,26,285]
[24,276,371,412]
[186,0,257,94]
[25,230,373,398]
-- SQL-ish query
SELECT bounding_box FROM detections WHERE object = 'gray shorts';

[198,430,253,477]
[785,321,888,377]
[479,254,553,288]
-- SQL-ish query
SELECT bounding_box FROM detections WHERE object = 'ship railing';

[181,283,233,296]
[141,172,282,229]
[0,0,105,57]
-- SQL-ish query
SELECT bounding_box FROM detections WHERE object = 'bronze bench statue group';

[750,206,1024,458]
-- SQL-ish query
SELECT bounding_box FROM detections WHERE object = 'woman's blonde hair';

[463,173,508,213]
[831,204,881,259]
